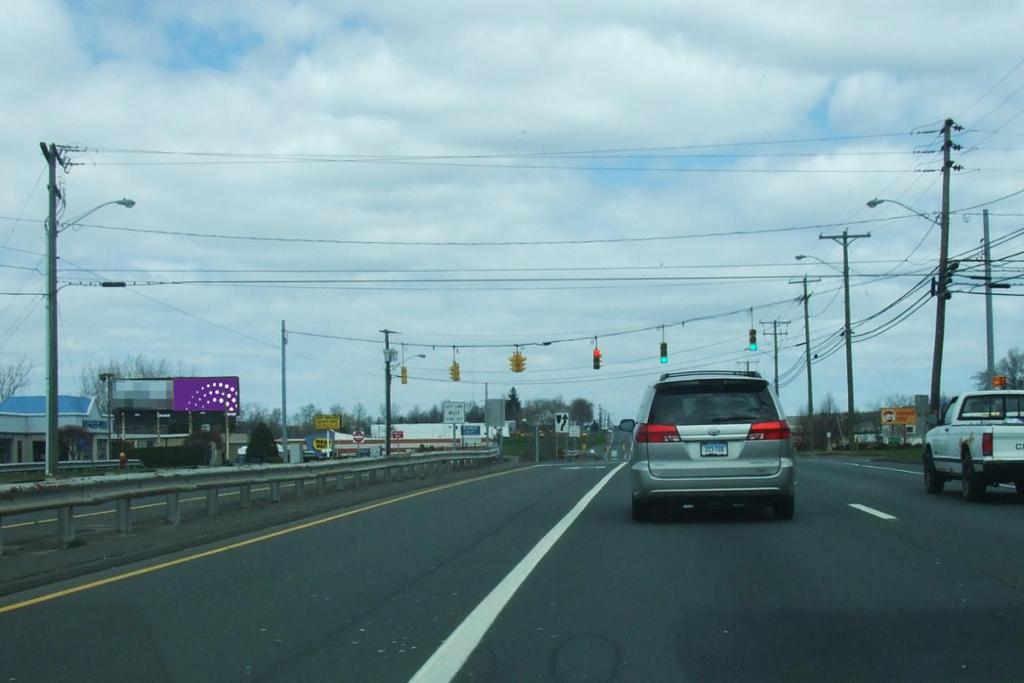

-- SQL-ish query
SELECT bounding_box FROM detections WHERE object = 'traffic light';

[938,260,959,300]
[659,342,669,364]
[449,361,461,381]
[509,351,526,372]
[748,328,758,351]
[400,366,408,384]
[593,347,602,370]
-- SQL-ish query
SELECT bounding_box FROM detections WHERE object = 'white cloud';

[0,1,1022,425]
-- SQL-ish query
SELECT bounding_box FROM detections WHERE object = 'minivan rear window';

[649,379,778,426]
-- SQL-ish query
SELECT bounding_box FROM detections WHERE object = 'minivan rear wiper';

[710,415,759,423]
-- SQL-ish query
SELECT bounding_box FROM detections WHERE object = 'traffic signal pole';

[929,119,957,420]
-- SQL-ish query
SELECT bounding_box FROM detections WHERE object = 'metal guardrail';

[0,459,144,474]
[0,448,500,554]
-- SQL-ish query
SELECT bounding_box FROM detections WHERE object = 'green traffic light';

[748,342,758,351]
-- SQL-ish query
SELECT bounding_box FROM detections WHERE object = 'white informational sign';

[569,424,581,438]
[444,401,466,424]
[554,412,570,433]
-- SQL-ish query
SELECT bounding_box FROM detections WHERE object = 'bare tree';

[973,347,1024,390]
[568,397,594,425]
[0,358,32,402]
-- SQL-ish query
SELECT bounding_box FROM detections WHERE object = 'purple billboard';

[172,376,240,413]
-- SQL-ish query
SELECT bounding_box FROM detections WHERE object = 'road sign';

[444,401,466,424]
[313,438,330,451]
[462,425,481,436]
[392,430,404,440]
[314,414,341,430]
[881,407,916,425]
[352,431,365,444]
[554,412,569,433]
[569,424,581,438]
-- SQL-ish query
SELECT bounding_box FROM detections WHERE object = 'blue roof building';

[0,395,107,463]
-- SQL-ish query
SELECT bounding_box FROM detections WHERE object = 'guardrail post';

[295,479,305,498]
[58,507,74,547]
[337,473,345,490]
[271,481,281,502]
[317,476,326,496]
[0,516,4,556]
[116,499,131,534]
[166,493,180,525]
[240,485,251,508]
[207,488,219,517]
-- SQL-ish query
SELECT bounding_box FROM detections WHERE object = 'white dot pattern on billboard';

[183,380,240,412]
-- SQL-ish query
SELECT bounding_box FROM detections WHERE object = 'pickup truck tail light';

[635,423,681,443]
[982,432,993,457]
[747,420,791,441]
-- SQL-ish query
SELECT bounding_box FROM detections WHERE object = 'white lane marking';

[815,460,919,476]
[561,465,611,470]
[410,462,627,683]
[848,503,898,520]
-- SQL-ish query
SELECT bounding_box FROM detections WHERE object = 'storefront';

[0,395,109,463]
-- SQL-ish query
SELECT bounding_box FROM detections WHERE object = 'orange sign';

[993,375,1008,388]
[881,407,917,425]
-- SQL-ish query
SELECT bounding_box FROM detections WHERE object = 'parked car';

[619,370,796,521]
[923,390,1024,501]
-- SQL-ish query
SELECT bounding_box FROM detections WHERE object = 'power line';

[0,212,938,249]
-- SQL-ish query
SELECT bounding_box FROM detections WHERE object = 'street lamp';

[795,254,843,274]
[868,196,949,420]
[45,198,135,478]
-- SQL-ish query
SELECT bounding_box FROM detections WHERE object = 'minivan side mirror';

[619,419,636,432]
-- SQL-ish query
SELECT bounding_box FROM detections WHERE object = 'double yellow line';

[0,466,526,614]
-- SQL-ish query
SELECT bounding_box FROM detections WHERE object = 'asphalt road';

[3,456,1024,682]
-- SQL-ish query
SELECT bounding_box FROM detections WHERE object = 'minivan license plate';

[700,441,728,457]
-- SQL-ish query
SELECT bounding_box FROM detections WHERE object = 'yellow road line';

[0,466,526,614]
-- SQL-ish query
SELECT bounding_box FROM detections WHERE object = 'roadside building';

[0,395,109,463]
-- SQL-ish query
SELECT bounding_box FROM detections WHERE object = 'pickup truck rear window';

[958,394,1024,420]
[649,379,778,426]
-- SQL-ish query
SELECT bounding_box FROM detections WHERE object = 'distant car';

[620,370,796,521]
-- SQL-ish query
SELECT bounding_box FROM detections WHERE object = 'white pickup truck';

[924,390,1024,501]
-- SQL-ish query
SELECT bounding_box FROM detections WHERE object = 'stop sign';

[353,431,365,444]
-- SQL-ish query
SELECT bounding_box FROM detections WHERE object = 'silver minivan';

[620,371,796,521]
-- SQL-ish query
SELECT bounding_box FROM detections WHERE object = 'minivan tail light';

[982,432,993,457]
[635,423,681,443]
[747,420,791,441]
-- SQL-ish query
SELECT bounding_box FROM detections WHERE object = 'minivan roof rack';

[658,370,763,381]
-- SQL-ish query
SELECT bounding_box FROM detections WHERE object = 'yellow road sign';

[314,414,341,430]
[881,407,916,425]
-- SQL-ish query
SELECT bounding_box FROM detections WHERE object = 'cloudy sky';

[1,1,1022,425]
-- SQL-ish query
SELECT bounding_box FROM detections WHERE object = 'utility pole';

[41,143,62,478]
[280,320,288,462]
[790,276,821,449]
[759,320,790,395]
[820,228,870,447]
[381,329,394,459]
[930,118,961,420]
[983,209,995,386]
